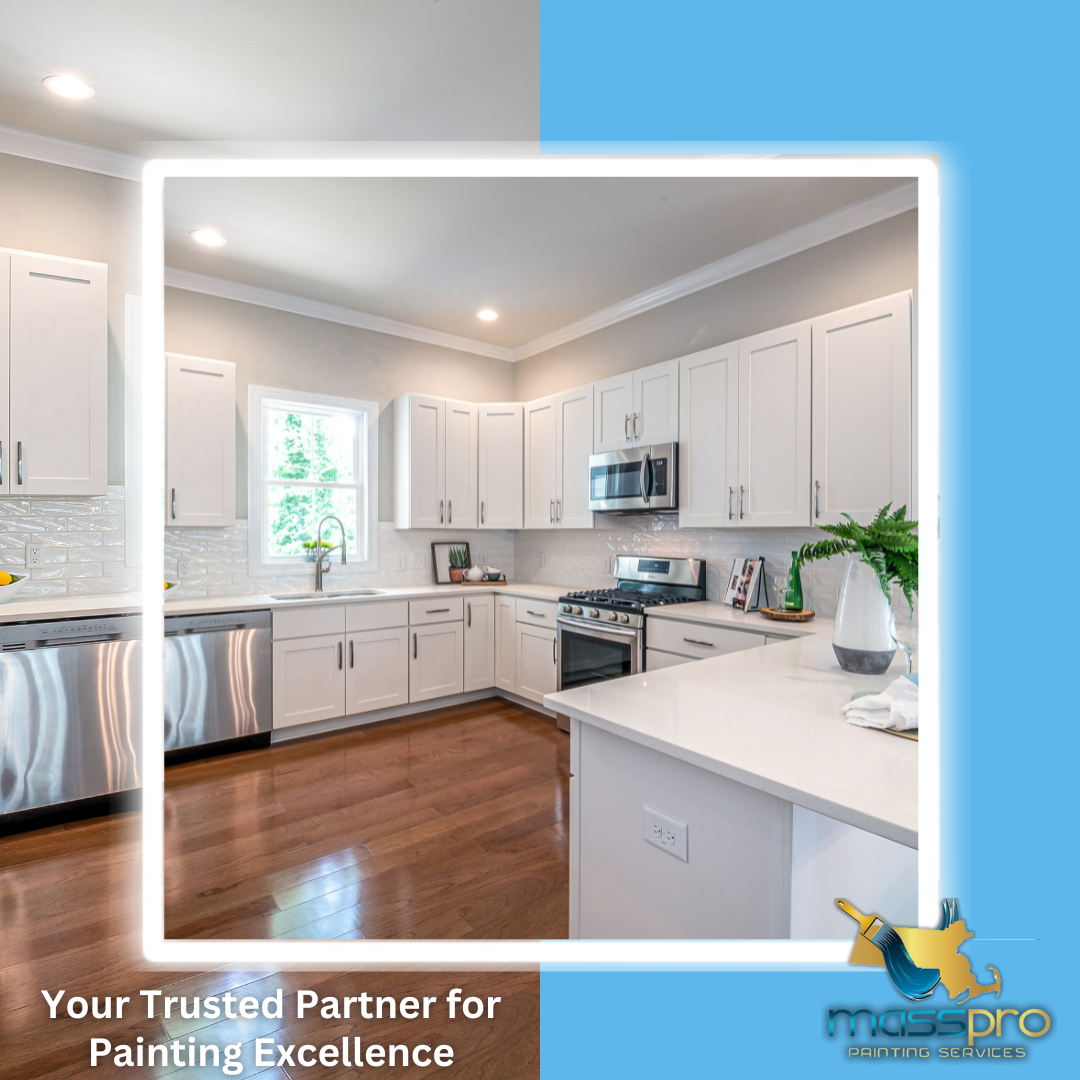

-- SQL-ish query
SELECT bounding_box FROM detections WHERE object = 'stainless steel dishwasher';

[164,609,271,754]
[0,613,141,816]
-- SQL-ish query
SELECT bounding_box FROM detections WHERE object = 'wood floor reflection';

[164,699,571,940]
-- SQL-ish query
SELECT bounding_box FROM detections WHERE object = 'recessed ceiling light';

[43,75,95,100]
[477,309,498,321]
[190,229,227,247]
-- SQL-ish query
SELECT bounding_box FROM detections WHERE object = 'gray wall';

[511,209,918,400]
[163,288,516,520]
[0,153,141,486]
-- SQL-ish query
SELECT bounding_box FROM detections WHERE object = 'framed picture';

[431,541,472,585]
[723,556,765,611]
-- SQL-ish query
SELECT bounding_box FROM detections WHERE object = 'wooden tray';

[760,607,815,622]
[460,578,507,586]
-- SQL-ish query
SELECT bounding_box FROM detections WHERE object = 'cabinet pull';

[556,498,561,523]
[553,636,557,665]
[467,602,471,627]
[633,412,639,439]
[728,486,733,520]
[338,641,343,669]
[526,610,546,618]
[683,637,714,648]
[739,485,745,519]
[413,632,417,659]
[814,480,820,519]
[481,501,485,524]
[448,499,452,524]
[17,442,23,486]
[171,487,176,519]
[439,499,444,524]
[550,499,554,523]
[624,414,630,440]
[350,640,354,668]
[427,607,450,613]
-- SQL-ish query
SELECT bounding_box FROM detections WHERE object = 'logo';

[837,897,1001,1002]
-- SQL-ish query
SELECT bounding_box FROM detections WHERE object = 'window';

[248,386,378,574]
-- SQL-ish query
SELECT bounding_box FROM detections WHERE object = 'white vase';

[832,555,896,674]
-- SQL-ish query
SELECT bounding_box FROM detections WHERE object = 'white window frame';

[247,385,379,576]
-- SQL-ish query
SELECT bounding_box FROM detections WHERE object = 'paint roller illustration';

[837,897,1002,1003]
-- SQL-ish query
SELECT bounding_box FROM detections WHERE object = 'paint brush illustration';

[836,899,941,1000]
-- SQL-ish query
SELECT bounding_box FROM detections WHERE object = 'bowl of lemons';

[0,571,28,603]
[165,580,178,594]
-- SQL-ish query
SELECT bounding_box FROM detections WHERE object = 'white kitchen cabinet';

[478,403,523,529]
[393,393,444,529]
[0,256,8,495]
[516,621,558,706]
[273,633,346,728]
[345,625,410,715]
[445,399,478,528]
[592,370,635,453]
[523,395,558,528]
[410,621,464,702]
[593,361,678,453]
[645,648,695,671]
[811,291,912,526]
[555,384,594,528]
[678,342,739,528]
[737,320,812,527]
[495,593,517,692]
[6,250,107,496]
[165,353,236,527]
[647,617,766,662]
[463,593,496,692]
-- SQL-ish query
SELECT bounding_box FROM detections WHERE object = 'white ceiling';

[0,0,540,148]
[164,176,908,349]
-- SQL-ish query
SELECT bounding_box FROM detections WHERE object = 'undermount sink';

[270,589,386,600]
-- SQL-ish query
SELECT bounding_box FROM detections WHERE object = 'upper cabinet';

[478,403,523,529]
[393,393,478,529]
[3,250,107,496]
[811,291,912,525]
[523,384,594,529]
[165,353,236,527]
[593,359,679,452]
[738,320,812,527]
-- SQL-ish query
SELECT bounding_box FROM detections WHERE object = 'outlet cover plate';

[395,552,406,571]
[410,552,425,569]
[25,542,43,568]
[177,560,191,578]
[643,805,688,861]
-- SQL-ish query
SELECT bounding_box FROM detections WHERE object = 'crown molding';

[510,180,919,362]
[164,266,516,362]
[0,121,144,182]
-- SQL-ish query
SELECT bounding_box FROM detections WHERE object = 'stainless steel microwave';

[588,443,678,514]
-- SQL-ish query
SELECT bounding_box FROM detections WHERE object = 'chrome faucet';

[314,515,347,592]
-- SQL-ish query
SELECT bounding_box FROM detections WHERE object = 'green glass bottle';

[785,551,804,611]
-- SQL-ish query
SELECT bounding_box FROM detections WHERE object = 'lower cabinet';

[463,594,496,692]
[345,626,410,714]
[516,621,558,705]
[495,594,517,692]
[410,621,464,702]
[645,648,695,671]
[273,633,346,729]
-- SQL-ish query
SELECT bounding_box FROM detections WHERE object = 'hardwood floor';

[164,698,571,940]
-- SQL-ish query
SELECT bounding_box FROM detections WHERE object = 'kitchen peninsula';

[545,602,917,940]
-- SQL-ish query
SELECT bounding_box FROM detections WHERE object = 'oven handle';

[557,618,641,642]
[639,453,651,503]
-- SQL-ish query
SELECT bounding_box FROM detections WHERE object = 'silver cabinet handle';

[426,607,450,613]
[739,485,745,519]
[639,454,651,503]
[683,637,714,648]
[624,414,630,440]
[550,498,554,523]
[467,602,471,627]
[633,412,639,439]
[728,486,733,520]
[439,499,444,524]
[171,487,176,519]
[413,632,417,659]
[481,501,485,524]
[553,635,557,664]
[350,640,354,668]
[448,499,452,524]
[814,480,820,519]
[556,498,561,523]
[338,641,343,669]
[17,442,23,486]
[526,610,546,618]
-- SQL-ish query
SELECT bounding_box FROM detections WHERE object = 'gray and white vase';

[832,555,896,674]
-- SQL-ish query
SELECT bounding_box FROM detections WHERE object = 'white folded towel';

[841,676,918,731]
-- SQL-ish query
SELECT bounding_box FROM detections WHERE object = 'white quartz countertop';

[0,582,570,624]
[647,600,822,637]
[545,627,917,848]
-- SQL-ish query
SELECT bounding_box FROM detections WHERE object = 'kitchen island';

[545,603,918,940]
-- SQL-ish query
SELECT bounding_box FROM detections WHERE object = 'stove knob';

[588,608,600,619]
[619,613,630,624]
[606,611,618,622]
[561,604,571,613]
[572,606,583,616]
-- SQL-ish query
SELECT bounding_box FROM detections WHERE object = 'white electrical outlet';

[538,551,546,567]
[177,559,191,578]
[395,552,406,571]
[643,805,689,862]
[478,552,487,567]
[24,542,43,568]
[410,552,425,569]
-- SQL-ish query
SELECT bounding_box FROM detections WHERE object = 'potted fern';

[447,545,469,583]
[797,504,917,674]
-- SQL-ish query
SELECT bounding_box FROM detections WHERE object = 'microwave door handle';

[639,453,651,502]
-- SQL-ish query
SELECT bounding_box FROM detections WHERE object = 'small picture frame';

[431,541,472,585]
[724,556,766,611]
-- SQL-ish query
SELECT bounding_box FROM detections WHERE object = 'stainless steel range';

[556,556,706,696]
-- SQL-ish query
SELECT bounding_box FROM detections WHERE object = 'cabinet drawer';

[273,604,346,640]
[346,600,409,632]
[646,648,696,670]
[646,618,765,661]
[409,597,464,625]
[515,597,558,628]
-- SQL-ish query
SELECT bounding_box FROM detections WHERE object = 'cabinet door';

[523,395,558,529]
[495,594,517,692]
[273,633,346,728]
[409,394,445,528]
[737,320,812,527]
[463,593,496,692]
[345,626,410,715]
[812,292,912,526]
[646,648,695,670]
[165,353,236,527]
[8,253,107,495]
[410,621,464,702]
[444,399,477,528]
[592,371,634,452]
[555,384,594,528]
[0,255,8,495]
[478,403,523,529]
[632,358,679,445]
[516,622,558,705]
[678,343,739,528]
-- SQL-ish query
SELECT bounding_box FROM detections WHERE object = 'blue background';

[537,1,1080,1074]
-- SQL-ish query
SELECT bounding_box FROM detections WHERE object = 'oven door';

[557,618,642,692]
